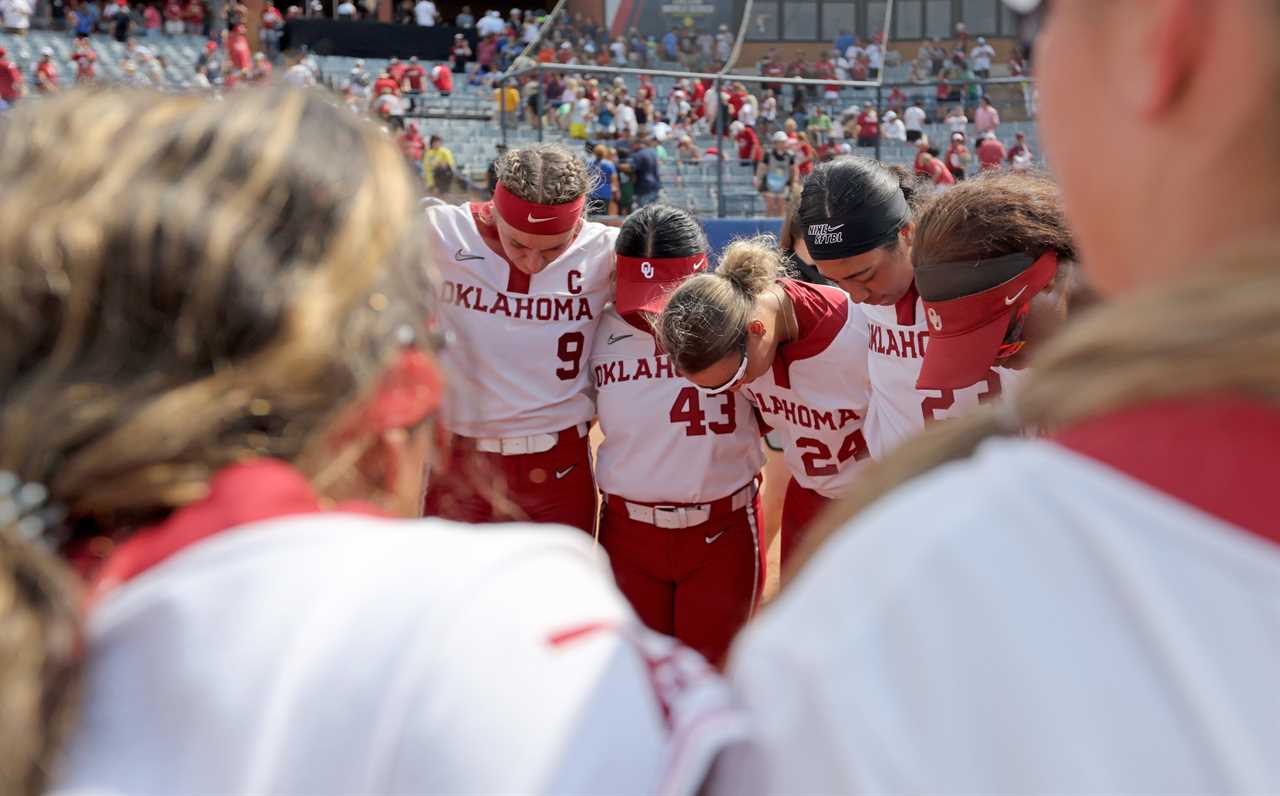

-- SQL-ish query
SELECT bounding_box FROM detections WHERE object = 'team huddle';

[420,141,1084,664]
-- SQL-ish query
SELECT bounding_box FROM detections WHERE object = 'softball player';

[656,237,871,566]
[592,205,765,665]
[423,143,615,534]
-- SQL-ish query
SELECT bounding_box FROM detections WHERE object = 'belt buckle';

[502,437,530,455]
[654,506,687,529]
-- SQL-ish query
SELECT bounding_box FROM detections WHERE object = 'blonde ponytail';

[718,236,782,297]
[788,248,1280,579]
[657,236,783,375]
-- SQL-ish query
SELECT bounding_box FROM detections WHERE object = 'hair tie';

[0,472,69,549]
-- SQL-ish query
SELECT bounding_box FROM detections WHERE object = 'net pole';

[715,76,724,218]
[874,83,882,161]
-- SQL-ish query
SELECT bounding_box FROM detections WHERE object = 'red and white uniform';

[422,201,615,533]
[716,397,1280,794]
[53,461,745,796]
[72,49,96,82]
[862,287,1024,459]
[740,280,870,563]
[592,307,765,664]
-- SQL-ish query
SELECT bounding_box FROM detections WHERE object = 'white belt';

[622,483,753,529]
[472,423,588,456]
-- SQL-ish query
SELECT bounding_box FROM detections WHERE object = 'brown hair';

[0,531,82,796]
[788,245,1280,578]
[911,172,1075,268]
[495,142,594,205]
[656,236,782,375]
[0,87,432,533]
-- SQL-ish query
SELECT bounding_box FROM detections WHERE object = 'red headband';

[615,253,708,316]
[492,183,585,235]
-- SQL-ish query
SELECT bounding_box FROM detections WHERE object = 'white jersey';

[592,307,763,503]
[715,397,1280,795]
[55,514,743,796]
[742,280,871,499]
[426,202,616,438]
[862,289,1024,459]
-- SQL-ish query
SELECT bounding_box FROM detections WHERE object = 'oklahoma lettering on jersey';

[742,280,871,499]
[592,308,763,503]
[861,286,1024,459]
[426,202,616,438]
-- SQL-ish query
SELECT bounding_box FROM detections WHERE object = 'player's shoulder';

[95,513,617,633]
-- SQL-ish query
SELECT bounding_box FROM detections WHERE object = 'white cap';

[977,36,987,44]
[771,131,789,143]
[41,47,53,56]
[883,110,897,120]
[730,120,744,134]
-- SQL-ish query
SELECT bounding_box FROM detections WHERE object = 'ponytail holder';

[493,183,585,235]
[0,471,68,550]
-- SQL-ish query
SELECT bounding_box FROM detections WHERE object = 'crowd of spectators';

[0,6,1037,212]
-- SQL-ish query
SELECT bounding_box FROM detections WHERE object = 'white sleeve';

[387,538,744,796]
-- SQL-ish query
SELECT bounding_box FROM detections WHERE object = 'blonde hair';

[656,236,782,375]
[0,87,431,532]
[0,531,82,796]
[495,142,593,205]
[789,248,1280,577]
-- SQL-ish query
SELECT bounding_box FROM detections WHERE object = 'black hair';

[799,156,923,255]
[615,204,707,259]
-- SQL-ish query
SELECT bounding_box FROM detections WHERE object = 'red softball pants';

[423,425,597,535]
[780,479,832,567]
[599,482,764,666]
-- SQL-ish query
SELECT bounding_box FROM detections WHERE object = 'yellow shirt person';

[422,137,456,192]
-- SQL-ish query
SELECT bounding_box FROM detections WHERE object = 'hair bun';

[717,236,782,297]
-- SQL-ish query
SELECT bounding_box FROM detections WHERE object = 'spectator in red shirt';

[398,122,425,163]
[143,3,162,35]
[226,24,252,72]
[786,50,809,80]
[430,62,452,95]
[476,34,497,70]
[449,33,471,70]
[727,82,748,119]
[260,0,283,53]
[34,49,59,94]
[887,86,908,111]
[796,131,816,178]
[183,0,203,34]
[555,42,574,64]
[71,38,97,82]
[163,0,183,33]
[946,132,971,181]
[977,132,1007,171]
[0,47,23,103]
[762,51,785,93]
[372,69,400,97]
[856,107,880,148]
[914,135,932,176]
[637,74,655,102]
[921,149,956,185]
[731,120,762,166]
[1007,131,1035,170]
[387,57,408,85]
[403,56,425,92]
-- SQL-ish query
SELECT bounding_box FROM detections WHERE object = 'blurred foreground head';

[0,88,439,537]
[1036,0,1280,292]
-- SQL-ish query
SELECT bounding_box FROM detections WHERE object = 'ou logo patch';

[927,307,943,332]
[641,262,655,279]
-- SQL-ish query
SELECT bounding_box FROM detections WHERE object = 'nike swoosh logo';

[608,333,634,345]
[455,248,485,261]
[705,530,726,544]
[528,213,556,224]
[554,465,576,480]
[1004,286,1028,305]
[826,224,844,231]
[692,257,707,271]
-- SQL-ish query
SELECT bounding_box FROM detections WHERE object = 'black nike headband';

[804,188,911,261]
